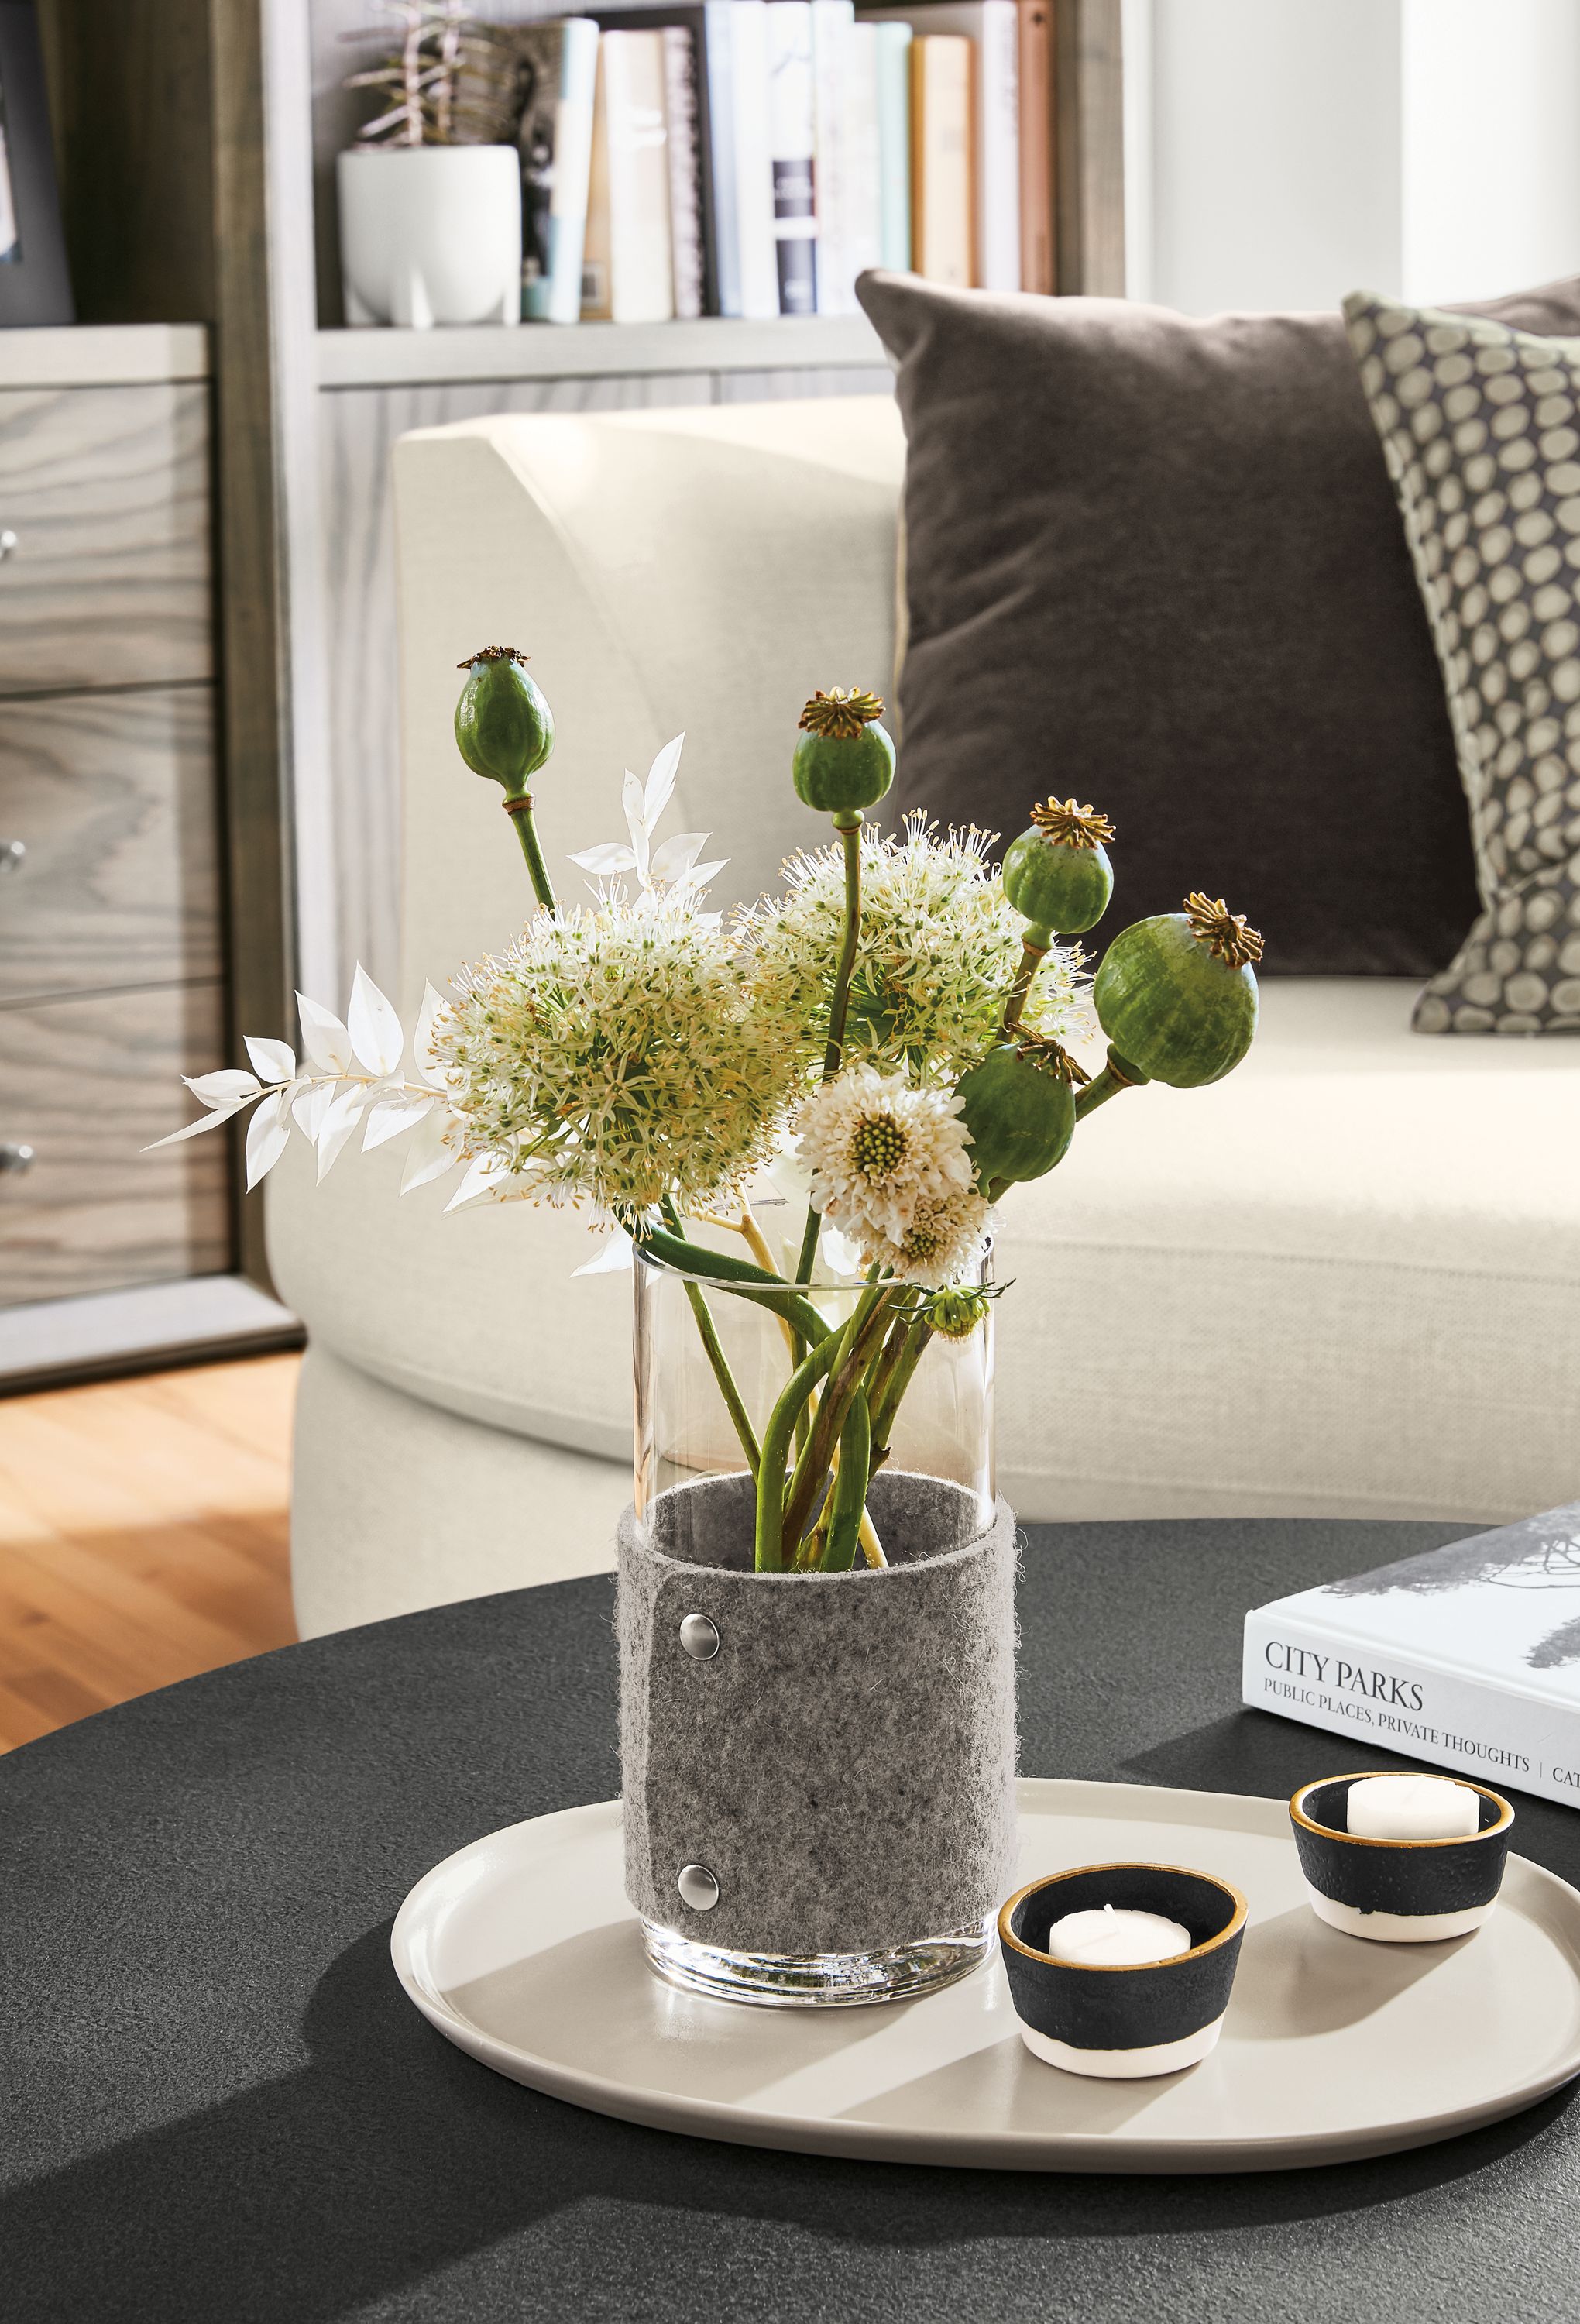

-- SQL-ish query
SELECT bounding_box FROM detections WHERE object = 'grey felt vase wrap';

[618,1470,1018,1956]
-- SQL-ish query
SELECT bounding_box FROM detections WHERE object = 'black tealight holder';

[1290,1774,1514,1944]
[998,1862,1248,2080]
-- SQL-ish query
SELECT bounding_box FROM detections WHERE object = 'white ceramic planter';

[337,144,521,330]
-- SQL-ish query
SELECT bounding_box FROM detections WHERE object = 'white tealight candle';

[1046,1902,1193,1966]
[1345,1774,1480,1841]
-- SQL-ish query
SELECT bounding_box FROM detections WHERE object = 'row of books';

[491,0,1052,327]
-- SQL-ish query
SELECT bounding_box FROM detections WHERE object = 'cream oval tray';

[390,1776,1580,2173]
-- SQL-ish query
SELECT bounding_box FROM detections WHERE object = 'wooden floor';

[0,1353,299,1753]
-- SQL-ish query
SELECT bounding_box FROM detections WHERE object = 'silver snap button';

[677,1863,720,1911]
[679,1613,720,1660]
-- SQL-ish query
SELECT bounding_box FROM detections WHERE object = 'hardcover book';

[661,26,706,318]
[582,30,675,323]
[871,19,912,271]
[726,0,781,318]
[767,0,819,315]
[1242,1504,1580,1810]
[809,0,856,312]
[843,22,884,289]
[908,32,973,287]
[864,0,1018,290]
[595,5,721,315]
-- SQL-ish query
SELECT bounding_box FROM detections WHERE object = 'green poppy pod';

[792,688,895,815]
[455,647,555,796]
[1094,895,1262,1088]
[1001,798,1115,937]
[955,1042,1080,1188]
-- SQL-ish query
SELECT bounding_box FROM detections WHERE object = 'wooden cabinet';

[0,985,229,1305]
[0,383,213,693]
[0,329,230,1315]
[0,686,222,1002]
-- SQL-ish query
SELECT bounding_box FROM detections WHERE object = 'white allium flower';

[432,888,796,1219]
[795,1065,974,1248]
[744,815,1089,1085]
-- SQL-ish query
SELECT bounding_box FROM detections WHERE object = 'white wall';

[1134,0,1580,318]
[1401,0,1580,305]
[1143,0,1403,315]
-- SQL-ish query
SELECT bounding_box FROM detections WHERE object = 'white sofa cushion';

[269,975,1580,1525]
[270,391,1580,1553]
[388,397,905,1015]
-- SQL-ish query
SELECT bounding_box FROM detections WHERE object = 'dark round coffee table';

[5,1516,1578,2322]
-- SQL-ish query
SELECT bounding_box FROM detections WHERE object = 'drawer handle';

[0,1142,35,1176]
[0,840,23,873]
[0,530,16,561]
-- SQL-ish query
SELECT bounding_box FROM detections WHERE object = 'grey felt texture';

[618,1471,1018,1954]
[856,267,1580,978]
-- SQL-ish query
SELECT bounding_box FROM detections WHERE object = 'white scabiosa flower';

[795,1065,974,1248]
[881,1184,991,1287]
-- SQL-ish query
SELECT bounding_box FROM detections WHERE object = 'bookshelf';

[29,0,1128,1336]
[318,311,888,387]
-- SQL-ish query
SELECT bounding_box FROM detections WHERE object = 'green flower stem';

[685,1280,761,1478]
[821,1390,871,1572]
[637,1223,831,1346]
[794,810,865,1284]
[780,1284,895,1559]
[1073,1047,1149,1122]
[503,793,557,911]
[999,929,1051,1041]
[754,1330,843,1571]
[864,1301,926,1450]
[821,813,866,1079]
[867,1309,933,1467]
[659,1200,761,1478]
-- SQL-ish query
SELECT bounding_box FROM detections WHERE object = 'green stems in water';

[794,811,865,1284]
[866,1305,933,1466]
[638,1222,830,1346]
[503,795,557,912]
[658,1201,761,1480]
[685,1278,761,1477]
[778,1284,896,1559]
[754,1330,842,1572]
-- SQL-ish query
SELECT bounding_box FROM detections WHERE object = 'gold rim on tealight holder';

[1289,1773,1515,1849]
[997,1862,1250,1972]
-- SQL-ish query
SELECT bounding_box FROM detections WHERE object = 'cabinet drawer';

[0,982,230,1308]
[0,685,222,1003]
[0,384,212,694]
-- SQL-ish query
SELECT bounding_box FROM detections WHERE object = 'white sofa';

[269,395,1580,1638]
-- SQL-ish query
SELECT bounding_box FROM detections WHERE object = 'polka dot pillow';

[1345,288,1580,1033]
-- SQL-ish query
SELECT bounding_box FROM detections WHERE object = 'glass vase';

[619,1229,1012,2008]
[631,1228,995,1546]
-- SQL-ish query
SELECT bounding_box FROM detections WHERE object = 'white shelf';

[316,313,888,389]
[0,324,210,389]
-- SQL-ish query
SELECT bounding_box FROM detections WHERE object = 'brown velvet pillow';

[857,269,1580,974]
